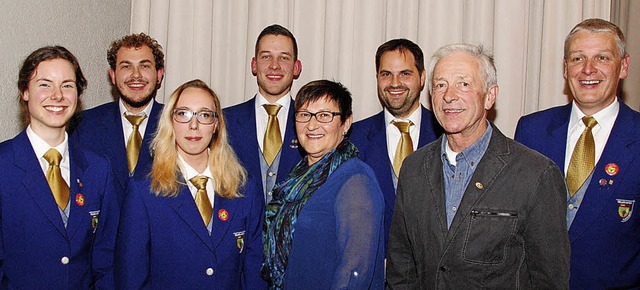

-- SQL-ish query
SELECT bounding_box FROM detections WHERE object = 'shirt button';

[268,191,273,196]
[452,206,457,212]
[206,268,214,276]
[439,266,448,272]
[568,204,575,210]
[61,257,69,265]
[268,172,275,177]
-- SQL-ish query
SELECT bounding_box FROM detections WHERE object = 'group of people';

[0,17,637,290]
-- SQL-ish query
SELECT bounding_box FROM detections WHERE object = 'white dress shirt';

[27,126,70,187]
[177,153,216,209]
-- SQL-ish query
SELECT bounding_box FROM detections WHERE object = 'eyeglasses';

[173,108,218,125]
[295,110,341,123]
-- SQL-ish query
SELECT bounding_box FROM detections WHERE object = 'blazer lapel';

[445,126,508,242]
[277,100,303,183]
[13,132,68,238]
[64,142,89,240]
[211,196,239,249]
[417,106,441,147]
[367,113,396,211]
[545,104,572,173]
[134,101,162,179]
[423,136,449,246]
[168,186,216,253]
[233,99,263,188]
[102,105,129,189]
[569,103,638,240]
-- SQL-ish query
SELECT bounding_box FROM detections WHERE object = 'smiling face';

[296,97,352,165]
[22,58,78,142]
[564,30,629,115]
[110,45,165,113]
[251,34,302,103]
[431,51,497,151]
[377,49,426,118]
[173,87,218,168]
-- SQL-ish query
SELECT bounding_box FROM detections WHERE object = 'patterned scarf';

[261,139,359,289]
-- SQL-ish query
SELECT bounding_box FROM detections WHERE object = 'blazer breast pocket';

[462,209,518,264]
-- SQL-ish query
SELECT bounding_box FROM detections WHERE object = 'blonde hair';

[150,79,246,198]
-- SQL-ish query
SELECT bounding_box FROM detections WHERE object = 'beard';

[119,84,159,109]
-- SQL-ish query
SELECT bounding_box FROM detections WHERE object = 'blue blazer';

[72,100,163,204]
[350,105,441,251]
[0,130,119,289]
[514,100,640,289]
[115,176,267,290]
[223,97,304,190]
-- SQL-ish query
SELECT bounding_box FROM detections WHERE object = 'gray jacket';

[386,124,570,289]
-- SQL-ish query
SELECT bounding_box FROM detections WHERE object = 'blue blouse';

[284,158,385,289]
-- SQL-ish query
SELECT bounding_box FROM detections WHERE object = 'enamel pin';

[218,209,229,222]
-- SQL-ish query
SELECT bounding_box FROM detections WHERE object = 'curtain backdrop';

[130,0,615,137]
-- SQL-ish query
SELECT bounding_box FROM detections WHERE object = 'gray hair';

[564,18,626,60]
[427,43,497,95]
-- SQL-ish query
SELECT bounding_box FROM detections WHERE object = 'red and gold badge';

[218,209,229,222]
[75,193,85,206]
[605,163,619,176]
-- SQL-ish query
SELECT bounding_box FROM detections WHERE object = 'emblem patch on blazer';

[616,199,635,222]
[89,210,100,232]
[605,163,619,176]
[75,193,85,207]
[234,230,245,253]
[218,209,229,222]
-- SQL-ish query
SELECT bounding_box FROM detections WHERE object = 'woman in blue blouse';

[263,80,385,289]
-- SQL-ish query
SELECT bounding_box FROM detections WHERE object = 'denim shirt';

[441,124,493,228]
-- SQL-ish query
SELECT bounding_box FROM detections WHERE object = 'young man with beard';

[73,33,165,204]
[350,39,442,252]
[224,24,304,204]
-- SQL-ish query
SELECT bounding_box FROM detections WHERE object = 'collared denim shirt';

[441,124,493,228]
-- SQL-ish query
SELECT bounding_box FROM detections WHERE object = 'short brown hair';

[107,33,165,70]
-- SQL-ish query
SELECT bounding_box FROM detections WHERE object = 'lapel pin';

[218,209,229,222]
[599,179,607,186]
[605,163,619,176]
[76,179,83,188]
[75,193,85,206]
[475,182,484,190]
[609,180,614,185]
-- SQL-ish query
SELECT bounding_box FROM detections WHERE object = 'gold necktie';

[125,114,147,174]
[392,121,414,177]
[263,104,282,166]
[44,149,70,210]
[190,176,213,226]
[566,116,598,196]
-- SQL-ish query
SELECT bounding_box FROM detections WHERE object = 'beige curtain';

[130,0,614,137]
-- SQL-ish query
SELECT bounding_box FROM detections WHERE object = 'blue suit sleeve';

[114,181,151,290]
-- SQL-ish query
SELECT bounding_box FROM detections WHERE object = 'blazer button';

[439,266,448,272]
[61,257,70,265]
[206,268,214,276]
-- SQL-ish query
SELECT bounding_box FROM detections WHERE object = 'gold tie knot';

[125,114,147,174]
[44,149,69,210]
[44,148,62,166]
[392,121,414,177]
[125,114,146,127]
[393,121,412,134]
[566,116,598,196]
[263,104,281,116]
[583,116,597,129]
[263,104,283,166]
[190,176,213,226]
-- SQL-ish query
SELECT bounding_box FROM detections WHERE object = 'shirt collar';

[569,98,619,131]
[383,106,422,128]
[441,121,493,167]
[26,125,69,160]
[256,92,291,108]
[119,98,154,117]
[177,150,213,181]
